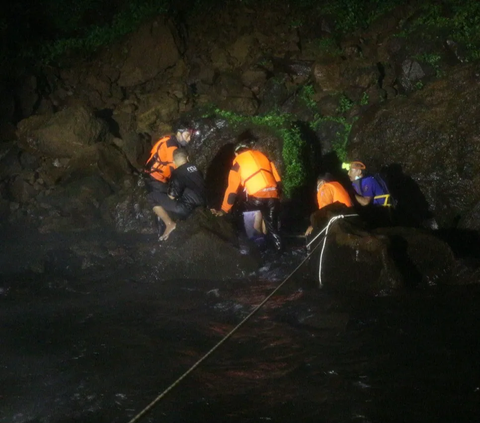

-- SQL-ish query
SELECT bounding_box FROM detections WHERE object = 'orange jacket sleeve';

[270,161,281,183]
[221,161,242,213]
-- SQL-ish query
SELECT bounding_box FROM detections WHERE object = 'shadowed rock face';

[305,207,456,293]
[1,3,480,287]
[157,208,261,280]
[349,64,480,230]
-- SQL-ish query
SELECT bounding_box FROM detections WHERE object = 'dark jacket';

[168,163,206,210]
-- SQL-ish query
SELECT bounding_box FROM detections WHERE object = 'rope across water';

[126,214,356,423]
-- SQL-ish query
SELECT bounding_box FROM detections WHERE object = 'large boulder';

[305,207,455,293]
[117,18,181,88]
[348,64,480,229]
[16,105,110,158]
[156,208,261,280]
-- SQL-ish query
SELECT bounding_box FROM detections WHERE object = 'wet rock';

[213,73,258,115]
[458,201,480,232]
[342,64,381,90]
[241,69,269,93]
[306,207,454,293]
[112,133,151,170]
[229,34,259,67]
[349,64,480,228]
[397,59,429,92]
[16,105,110,158]
[257,76,290,114]
[117,18,180,88]
[312,60,343,92]
[37,175,113,233]
[313,118,350,158]
[136,91,179,134]
[100,178,154,234]
[8,176,37,203]
[157,208,261,280]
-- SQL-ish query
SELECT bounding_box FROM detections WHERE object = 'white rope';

[305,225,328,250]
[317,214,359,287]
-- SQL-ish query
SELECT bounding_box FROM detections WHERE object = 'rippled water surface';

[1,235,480,423]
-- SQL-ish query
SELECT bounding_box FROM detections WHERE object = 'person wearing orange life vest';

[305,173,353,235]
[211,143,283,251]
[144,123,198,235]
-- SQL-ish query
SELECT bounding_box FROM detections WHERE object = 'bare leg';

[153,206,176,241]
[253,211,267,234]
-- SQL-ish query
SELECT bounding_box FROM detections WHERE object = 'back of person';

[318,181,352,209]
[145,135,178,183]
[353,175,390,206]
[234,150,279,197]
[168,162,206,209]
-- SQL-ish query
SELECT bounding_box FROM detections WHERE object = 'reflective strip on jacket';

[317,181,352,209]
[144,135,178,182]
[221,150,281,213]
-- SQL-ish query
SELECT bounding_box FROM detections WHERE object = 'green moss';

[360,92,369,106]
[40,0,169,64]
[205,108,306,198]
[315,38,343,57]
[299,84,317,111]
[337,95,354,113]
[399,1,480,62]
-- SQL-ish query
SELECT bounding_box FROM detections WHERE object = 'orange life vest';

[317,181,352,209]
[221,150,281,213]
[144,135,178,182]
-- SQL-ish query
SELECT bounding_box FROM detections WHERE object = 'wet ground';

[1,228,480,423]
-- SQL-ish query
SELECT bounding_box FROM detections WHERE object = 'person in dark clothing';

[144,123,198,236]
[154,148,206,241]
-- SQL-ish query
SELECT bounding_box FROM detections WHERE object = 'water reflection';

[1,251,480,423]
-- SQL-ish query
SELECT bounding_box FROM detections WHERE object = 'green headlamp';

[341,162,351,171]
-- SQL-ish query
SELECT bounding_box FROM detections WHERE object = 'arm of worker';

[351,179,373,206]
[355,194,373,206]
[167,174,184,200]
[271,161,281,183]
[219,163,242,214]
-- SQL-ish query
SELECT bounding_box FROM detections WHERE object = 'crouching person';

[153,148,206,241]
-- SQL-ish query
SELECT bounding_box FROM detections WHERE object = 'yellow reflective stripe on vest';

[374,194,392,207]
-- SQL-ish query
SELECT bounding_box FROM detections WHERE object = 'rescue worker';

[154,148,206,241]
[144,123,196,234]
[345,161,391,207]
[211,143,283,251]
[305,173,353,235]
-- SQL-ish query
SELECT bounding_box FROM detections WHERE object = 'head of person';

[234,142,252,156]
[173,148,189,167]
[173,122,197,147]
[346,161,366,182]
[316,172,333,190]
[234,130,256,156]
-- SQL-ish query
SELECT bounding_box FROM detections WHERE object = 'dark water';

[1,236,480,423]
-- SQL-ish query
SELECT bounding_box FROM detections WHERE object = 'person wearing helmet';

[211,141,283,251]
[143,122,196,235]
[344,161,391,207]
[305,172,353,236]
